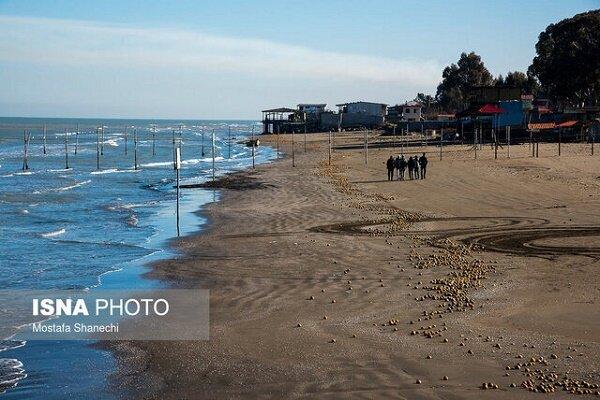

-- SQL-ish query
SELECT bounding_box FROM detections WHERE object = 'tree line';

[415,9,599,114]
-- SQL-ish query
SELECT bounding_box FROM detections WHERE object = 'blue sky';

[0,0,597,119]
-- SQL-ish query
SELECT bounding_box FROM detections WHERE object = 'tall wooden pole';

[201,131,205,157]
[292,129,295,167]
[96,127,100,170]
[364,130,368,165]
[507,126,511,158]
[558,129,562,156]
[101,126,105,155]
[124,127,128,155]
[134,128,138,170]
[328,131,332,166]
[64,128,69,169]
[22,130,30,170]
[75,123,79,155]
[276,125,280,159]
[228,126,231,159]
[152,126,156,156]
[439,128,443,160]
[172,130,176,168]
[175,147,181,237]
[43,124,47,155]
[251,126,255,169]
[304,122,307,153]
[211,129,216,183]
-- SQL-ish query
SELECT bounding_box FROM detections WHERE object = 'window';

[405,108,410,113]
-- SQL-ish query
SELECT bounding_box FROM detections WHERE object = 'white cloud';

[0,15,441,87]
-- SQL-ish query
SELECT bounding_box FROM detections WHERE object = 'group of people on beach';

[386,153,428,181]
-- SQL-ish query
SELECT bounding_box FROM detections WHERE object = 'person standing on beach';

[407,156,415,180]
[394,155,401,180]
[419,153,428,179]
[386,155,395,181]
[398,155,407,180]
[413,157,420,180]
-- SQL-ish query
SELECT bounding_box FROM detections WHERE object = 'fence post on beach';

[134,128,138,170]
[96,127,100,170]
[364,130,368,165]
[558,129,562,156]
[507,126,511,158]
[251,126,255,169]
[276,125,280,159]
[328,130,332,166]
[304,123,307,153]
[43,124,47,155]
[439,128,443,160]
[536,139,539,158]
[64,128,70,169]
[292,129,295,167]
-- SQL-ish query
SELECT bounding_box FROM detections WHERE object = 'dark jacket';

[407,157,415,170]
[386,157,395,170]
[419,156,428,167]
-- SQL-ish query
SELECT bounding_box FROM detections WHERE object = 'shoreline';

[109,134,600,399]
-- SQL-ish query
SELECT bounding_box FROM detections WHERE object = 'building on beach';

[335,101,387,130]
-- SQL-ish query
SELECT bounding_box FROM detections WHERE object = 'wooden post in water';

[172,130,176,169]
[124,127,128,155]
[101,126,105,155]
[251,126,255,169]
[43,124,47,155]
[174,147,181,237]
[211,129,216,183]
[152,126,156,156]
[133,129,138,170]
[75,123,79,155]
[228,126,231,159]
[64,128,70,169]
[96,127,100,170]
[201,131,205,157]
[22,130,30,170]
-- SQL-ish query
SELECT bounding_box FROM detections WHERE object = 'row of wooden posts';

[19,125,249,173]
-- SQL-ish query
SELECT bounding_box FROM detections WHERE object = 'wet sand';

[110,133,600,399]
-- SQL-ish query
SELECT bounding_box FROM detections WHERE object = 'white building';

[400,101,422,122]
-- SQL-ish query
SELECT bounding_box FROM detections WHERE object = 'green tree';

[436,52,494,112]
[529,10,600,107]
[495,71,540,95]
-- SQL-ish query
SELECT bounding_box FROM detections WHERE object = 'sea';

[0,117,275,399]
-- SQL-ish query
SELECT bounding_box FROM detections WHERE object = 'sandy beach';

[110,132,600,399]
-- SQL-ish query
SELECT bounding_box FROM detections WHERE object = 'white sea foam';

[40,228,66,238]
[105,139,119,147]
[90,169,139,175]
[56,180,91,191]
